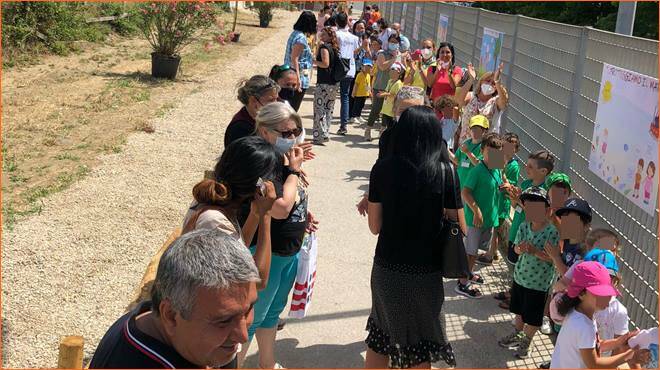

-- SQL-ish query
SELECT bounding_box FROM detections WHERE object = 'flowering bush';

[138,1,217,56]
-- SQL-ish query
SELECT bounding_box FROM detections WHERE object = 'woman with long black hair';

[365,106,466,369]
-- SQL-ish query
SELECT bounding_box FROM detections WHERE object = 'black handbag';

[439,162,470,279]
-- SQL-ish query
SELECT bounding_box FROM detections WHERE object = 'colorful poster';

[437,14,449,43]
[400,3,407,32]
[412,5,422,40]
[478,27,504,76]
[588,63,659,216]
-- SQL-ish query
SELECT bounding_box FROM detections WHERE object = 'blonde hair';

[255,101,303,132]
[586,228,620,253]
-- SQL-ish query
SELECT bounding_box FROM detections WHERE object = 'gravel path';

[1,12,295,368]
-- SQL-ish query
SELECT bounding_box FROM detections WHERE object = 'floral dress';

[458,92,499,142]
[284,30,313,89]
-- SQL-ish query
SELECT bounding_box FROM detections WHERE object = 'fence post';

[470,8,481,66]
[560,27,589,172]
[500,14,520,133]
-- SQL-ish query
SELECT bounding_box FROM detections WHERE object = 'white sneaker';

[358,117,366,124]
[540,316,553,335]
[348,117,357,124]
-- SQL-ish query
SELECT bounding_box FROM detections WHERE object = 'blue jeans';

[339,77,354,128]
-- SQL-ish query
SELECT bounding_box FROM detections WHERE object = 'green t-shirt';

[463,161,502,228]
[508,178,549,242]
[513,221,560,291]
[497,159,521,221]
[455,139,483,188]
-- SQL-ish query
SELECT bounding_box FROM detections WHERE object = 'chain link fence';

[374,1,658,329]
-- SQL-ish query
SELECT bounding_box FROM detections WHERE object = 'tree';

[472,1,658,40]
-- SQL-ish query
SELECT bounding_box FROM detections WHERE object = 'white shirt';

[594,297,629,356]
[377,28,395,51]
[336,27,360,77]
[551,310,597,369]
[629,327,658,369]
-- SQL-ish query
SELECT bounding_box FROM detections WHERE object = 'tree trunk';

[232,0,238,32]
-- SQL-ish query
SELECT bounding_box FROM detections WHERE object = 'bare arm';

[367,202,382,235]
[456,63,476,108]
[291,43,304,91]
[270,174,298,219]
[315,48,331,68]
[253,215,272,290]
[495,81,509,111]
[580,347,638,369]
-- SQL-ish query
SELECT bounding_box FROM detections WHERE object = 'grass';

[54,153,81,161]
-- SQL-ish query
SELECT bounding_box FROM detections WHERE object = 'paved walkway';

[241,87,556,369]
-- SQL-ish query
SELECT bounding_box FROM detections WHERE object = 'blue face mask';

[274,136,296,154]
[388,43,400,52]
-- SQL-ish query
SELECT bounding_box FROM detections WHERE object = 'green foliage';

[249,2,275,28]
[472,1,658,40]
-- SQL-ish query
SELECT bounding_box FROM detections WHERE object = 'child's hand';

[517,242,532,254]
[473,208,484,228]
[544,241,561,262]
[629,346,651,366]
[460,143,470,154]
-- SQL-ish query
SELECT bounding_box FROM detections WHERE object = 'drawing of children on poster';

[633,159,644,198]
[643,161,655,205]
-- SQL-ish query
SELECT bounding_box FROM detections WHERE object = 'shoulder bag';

[439,162,470,279]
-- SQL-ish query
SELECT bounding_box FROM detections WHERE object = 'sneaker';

[468,272,485,284]
[454,282,483,299]
[364,128,372,141]
[498,331,523,349]
[475,254,494,266]
[323,136,330,142]
[539,360,551,369]
[337,127,347,135]
[540,316,553,335]
[357,117,366,124]
[514,334,533,359]
[348,117,357,124]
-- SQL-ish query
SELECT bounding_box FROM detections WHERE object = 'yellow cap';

[469,114,489,129]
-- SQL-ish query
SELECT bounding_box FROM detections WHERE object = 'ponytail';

[556,292,582,317]
[192,179,232,206]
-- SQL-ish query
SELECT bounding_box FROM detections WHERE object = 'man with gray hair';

[89,229,260,369]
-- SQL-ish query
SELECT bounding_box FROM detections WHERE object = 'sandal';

[469,272,485,284]
[498,299,510,310]
[493,291,511,301]
[454,282,483,299]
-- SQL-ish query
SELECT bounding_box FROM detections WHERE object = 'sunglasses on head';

[271,127,302,138]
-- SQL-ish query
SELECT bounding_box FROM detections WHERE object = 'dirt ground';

[1,8,277,228]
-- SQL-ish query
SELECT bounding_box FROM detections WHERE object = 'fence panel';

[449,5,478,67]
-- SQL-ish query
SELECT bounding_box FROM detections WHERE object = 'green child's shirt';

[463,161,502,228]
[513,221,560,292]
[498,159,521,221]
[508,178,549,243]
[455,139,483,188]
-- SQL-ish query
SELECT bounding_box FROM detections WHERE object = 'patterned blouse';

[284,30,313,89]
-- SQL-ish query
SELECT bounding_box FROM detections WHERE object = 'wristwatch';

[289,170,302,177]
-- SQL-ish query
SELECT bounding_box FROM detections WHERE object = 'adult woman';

[238,102,310,369]
[455,62,509,141]
[284,11,316,111]
[269,64,300,110]
[224,76,279,147]
[375,18,394,49]
[365,106,463,369]
[312,26,340,144]
[182,136,278,289]
[364,33,399,141]
[417,38,437,96]
[427,42,463,102]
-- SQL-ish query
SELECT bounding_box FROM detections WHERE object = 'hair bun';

[192,179,232,205]
[214,181,231,203]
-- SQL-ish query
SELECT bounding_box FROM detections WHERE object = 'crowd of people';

[87,4,656,370]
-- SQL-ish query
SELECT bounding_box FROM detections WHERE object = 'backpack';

[331,48,350,83]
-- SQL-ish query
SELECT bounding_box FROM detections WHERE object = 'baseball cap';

[567,261,620,298]
[584,248,619,276]
[362,58,373,67]
[520,186,549,205]
[469,114,489,129]
[390,62,404,71]
[555,198,593,223]
[546,172,572,193]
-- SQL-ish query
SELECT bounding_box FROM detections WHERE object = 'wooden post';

[58,336,84,369]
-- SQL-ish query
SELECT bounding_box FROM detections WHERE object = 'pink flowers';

[216,35,226,45]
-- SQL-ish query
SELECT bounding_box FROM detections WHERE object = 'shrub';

[249,2,275,28]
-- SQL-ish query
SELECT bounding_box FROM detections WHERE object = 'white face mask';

[274,136,296,154]
[440,61,450,69]
[295,126,306,145]
[421,48,433,60]
[481,83,495,96]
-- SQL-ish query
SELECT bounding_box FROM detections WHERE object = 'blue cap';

[584,248,619,276]
[362,58,373,66]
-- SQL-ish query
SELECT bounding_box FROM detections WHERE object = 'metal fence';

[377,1,658,329]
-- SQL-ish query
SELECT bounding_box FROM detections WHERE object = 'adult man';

[89,229,260,369]
[390,23,411,52]
[335,11,360,135]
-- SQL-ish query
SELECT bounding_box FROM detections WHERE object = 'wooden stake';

[58,336,84,369]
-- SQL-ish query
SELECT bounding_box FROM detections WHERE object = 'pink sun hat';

[567,261,620,298]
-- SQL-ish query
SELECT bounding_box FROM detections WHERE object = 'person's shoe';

[364,128,372,141]
[277,318,286,331]
[514,334,533,359]
[475,254,494,266]
[454,282,483,299]
[323,136,330,142]
[348,117,357,124]
[468,272,485,284]
[337,127,347,135]
[498,331,523,349]
[539,360,551,369]
[540,316,553,335]
[439,343,457,368]
[357,117,366,124]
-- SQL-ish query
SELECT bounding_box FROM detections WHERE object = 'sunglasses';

[271,127,302,138]
[276,64,293,73]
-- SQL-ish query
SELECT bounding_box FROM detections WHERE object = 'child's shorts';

[464,227,493,256]
[510,281,548,327]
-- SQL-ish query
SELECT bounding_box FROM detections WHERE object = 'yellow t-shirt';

[381,79,403,117]
[353,71,372,97]
[406,66,425,89]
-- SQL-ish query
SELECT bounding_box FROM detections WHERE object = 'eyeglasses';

[276,64,293,73]
[271,127,302,138]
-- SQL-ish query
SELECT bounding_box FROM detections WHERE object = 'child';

[378,62,405,130]
[628,327,657,368]
[433,95,460,151]
[643,161,655,204]
[351,58,373,124]
[633,158,644,198]
[456,132,503,299]
[454,114,489,188]
[546,172,573,229]
[550,261,649,368]
[498,187,559,359]
[478,132,520,267]
[548,198,593,276]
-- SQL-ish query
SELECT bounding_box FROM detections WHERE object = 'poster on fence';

[437,14,449,43]
[478,27,504,76]
[412,5,422,40]
[400,3,407,32]
[588,63,659,216]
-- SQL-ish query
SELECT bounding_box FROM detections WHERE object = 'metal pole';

[560,27,589,173]
[500,14,520,133]
[615,1,637,36]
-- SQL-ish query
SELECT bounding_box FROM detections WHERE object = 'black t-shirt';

[224,107,256,147]
[89,301,237,369]
[316,43,336,85]
[368,157,463,268]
